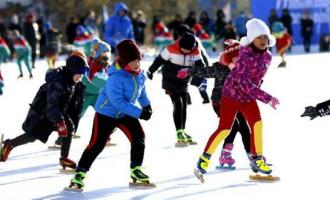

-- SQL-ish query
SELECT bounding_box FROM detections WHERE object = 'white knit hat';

[240,18,276,47]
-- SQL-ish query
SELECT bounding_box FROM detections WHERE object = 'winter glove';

[301,106,319,120]
[139,105,152,121]
[146,70,153,80]
[177,68,189,79]
[268,97,280,109]
[198,78,207,92]
[57,120,68,137]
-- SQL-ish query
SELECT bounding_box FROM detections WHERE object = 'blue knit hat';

[92,38,111,59]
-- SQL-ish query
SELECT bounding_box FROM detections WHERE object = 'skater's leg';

[203,97,239,155]
[60,133,73,158]
[17,57,23,76]
[77,113,116,171]
[23,55,32,77]
[236,112,251,154]
[222,117,239,147]
[117,116,145,168]
[0,133,36,161]
[240,101,262,156]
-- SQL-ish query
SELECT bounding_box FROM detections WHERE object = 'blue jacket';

[104,2,134,48]
[95,63,150,119]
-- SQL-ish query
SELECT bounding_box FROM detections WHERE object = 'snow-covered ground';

[0,49,330,199]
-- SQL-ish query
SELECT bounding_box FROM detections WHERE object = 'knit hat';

[92,38,111,59]
[66,50,89,75]
[272,21,285,34]
[179,33,196,50]
[240,18,276,47]
[117,39,141,64]
[177,24,193,37]
[220,39,241,65]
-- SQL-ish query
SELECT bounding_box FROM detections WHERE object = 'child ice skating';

[147,33,206,147]
[13,30,33,78]
[177,39,251,169]
[272,21,292,67]
[194,18,280,182]
[65,40,155,192]
[0,50,88,171]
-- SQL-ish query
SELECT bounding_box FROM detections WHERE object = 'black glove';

[139,105,152,120]
[301,106,319,120]
[147,70,153,80]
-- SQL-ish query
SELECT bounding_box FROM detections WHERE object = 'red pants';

[204,96,263,156]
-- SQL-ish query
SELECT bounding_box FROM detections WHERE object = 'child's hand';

[177,68,189,79]
[269,97,280,109]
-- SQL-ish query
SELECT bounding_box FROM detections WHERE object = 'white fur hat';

[240,18,276,47]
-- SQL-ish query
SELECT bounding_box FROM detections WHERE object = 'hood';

[113,2,128,16]
[45,67,75,85]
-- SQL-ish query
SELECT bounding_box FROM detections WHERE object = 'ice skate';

[216,144,236,170]
[105,138,117,147]
[48,137,62,150]
[194,153,211,183]
[64,171,86,192]
[184,132,197,145]
[0,138,13,162]
[17,74,23,79]
[277,61,286,68]
[175,130,188,147]
[59,157,76,173]
[129,166,156,188]
[72,133,80,139]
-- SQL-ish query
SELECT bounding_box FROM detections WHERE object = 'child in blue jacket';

[67,40,153,191]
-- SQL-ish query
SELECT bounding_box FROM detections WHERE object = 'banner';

[251,0,330,44]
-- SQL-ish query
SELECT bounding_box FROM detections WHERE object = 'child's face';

[253,35,269,50]
[127,59,141,73]
[72,74,83,83]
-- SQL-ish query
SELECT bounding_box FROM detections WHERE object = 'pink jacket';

[222,46,272,103]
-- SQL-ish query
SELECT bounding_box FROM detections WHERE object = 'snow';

[1,50,330,200]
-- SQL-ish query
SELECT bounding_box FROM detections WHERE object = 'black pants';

[77,113,145,171]
[9,131,73,158]
[167,90,187,130]
[212,102,250,153]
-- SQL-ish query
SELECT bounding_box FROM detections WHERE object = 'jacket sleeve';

[106,75,142,118]
[46,82,66,123]
[316,99,330,115]
[235,54,272,104]
[190,62,230,79]
[148,54,167,74]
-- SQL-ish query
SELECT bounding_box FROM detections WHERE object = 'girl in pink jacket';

[195,18,279,180]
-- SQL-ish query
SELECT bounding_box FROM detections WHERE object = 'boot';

[196,153,211,174]
[250,155,272,174]
[175,129,188,147]
[69,170,86,189]
[219,143,235,167]
[130,166,150,183]
[184,132,197,145]
[0,140,13,162]
[60,157,77,170]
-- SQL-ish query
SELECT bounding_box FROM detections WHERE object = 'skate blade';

[64,186,83,192]
[59,168,76,174]
[105,142,117,147]
[129,182,156,189]
[193,168,204,183]
[187,141,198,145]
[48,145,61,150]
[249,174,280,182]
[72,135,81,139]
[175,142,188,147]
[216,165,236,170]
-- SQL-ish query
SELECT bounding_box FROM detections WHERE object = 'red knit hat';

[220,39,241,65]
[117,40,141,65]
